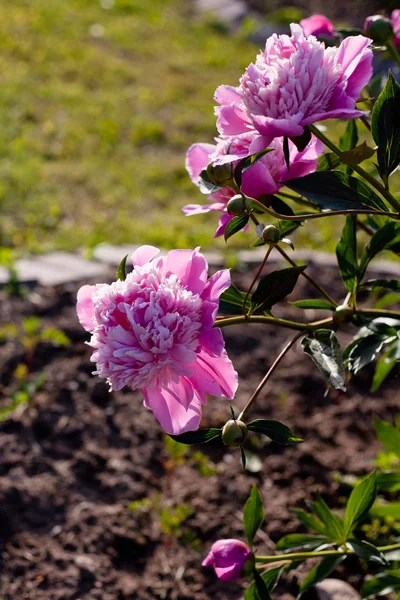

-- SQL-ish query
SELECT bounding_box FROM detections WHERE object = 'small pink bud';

[364,15,393,44]
[299,14,334,39]
[202,539,254,581]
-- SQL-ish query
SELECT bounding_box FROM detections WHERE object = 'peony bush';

[78,12,400,598]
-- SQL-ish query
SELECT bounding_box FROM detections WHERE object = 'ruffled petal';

[76,285,98,332]
[131,245,159,267]
[196,348,238,399]
[185,143,215,183]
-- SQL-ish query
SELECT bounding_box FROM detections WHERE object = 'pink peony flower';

[183,133,322,236]
[392,10,400,46]
[216,24,373,145]
[202,539,253,581]
[300,14,334,39]
[76,245,238,435]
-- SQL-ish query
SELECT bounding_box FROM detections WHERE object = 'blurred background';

[0,0,397,257]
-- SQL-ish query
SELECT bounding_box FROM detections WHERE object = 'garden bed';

[0,262,398,599]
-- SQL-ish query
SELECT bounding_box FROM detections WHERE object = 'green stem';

[276,245,339,307]
[357,308,400,319]
[242,245,273,315]
[308,124,400,212]
[238,331,303,422]
[255,542,400,564]
[215,314,335,332]
[387,40,400,69]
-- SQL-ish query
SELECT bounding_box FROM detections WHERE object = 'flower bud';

[364,15,394,44]
[202,539,254,581]
[227,194,246,216]
[222,419,248,447]
[262,224,280,244]
[206,162,234,187]
[333,304,354,324]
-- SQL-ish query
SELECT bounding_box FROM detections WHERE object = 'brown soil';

[0,262,398,599]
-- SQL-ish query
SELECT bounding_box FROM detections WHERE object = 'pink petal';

[217,104,252,137]
[196,348,238,399]
[241,159,279,198]
[336,35,372,79]
[214,84,241,106]
[201,268,231,305]
[186,143,215,183]
[251,115,304,139]
[300,14,334,38]
[163,248,208,295]
[131,245,159,267]
[76,285,98,332]
[214,565,239,582]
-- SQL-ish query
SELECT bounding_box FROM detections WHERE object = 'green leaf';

[361,570,400,599]
[234,148,274,188]
[298,556,345,598]
[276,219,302,238]
[311,496,344,542]
[252,569,272,600]
[302,330,346,392]
[340,143,375,168]
[290,299,335,310]
[283,136,290,169]
[344,326,396,374]
[219,284,251,315]
[340,118,358,152]
[250,266,306,313]
[343,472,377,538]
[347,539,388,566]
[169,428,221,445]
[292,509,327,536]
[243,484,264,548]
[290,127,312,152]
[240,445,247,470]
[336,215,358,294]
[247,419,303,445]
[370,503,400,519]
[376,471,400,492]
[276,534,328,552]
[244,566,284,600]
[285,170,388,212]
[198,168,222,195]
[359,222,400,280]
[117,254,128,281]
[371,71,400,187]
[317,153,341,171]
[374,417,400,457]
[270,195,295,216]
[359,279,400,292]
[371,354,396,392]
[224,215,249,242]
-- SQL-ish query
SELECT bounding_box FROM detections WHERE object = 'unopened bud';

[262,225,280,244]
[227,195,246,216]
[333,304,354,324]
[364,15,393,44]
[207,162,234,187]
[222,419,248,447]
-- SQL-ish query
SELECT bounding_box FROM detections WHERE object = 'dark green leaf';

[374,417,400,457]
[240,445,247,470]
[340,143,375,168]
[219,284,251,315]
[359,222,400,280]
[253,569,272,600]
[169,428,221,445]
[292,509,327,536]
[290,127,312,152]
[347,539,388,566]
[359,279,400,292]
[283,136,290,169]
[117,254,128,281]
[344,329,395,374]
[198,168,222,195]
[270,195,295,216]
[361,570,400,599]
[343,472,377,538]
[311,496,344,542]
[302,330,346,391]
[371,72,400,187]
[276,534,328,552]
[371,355,397,392]
[336,215,358,294]
[250,266,306,313]
[244,566,284,600]
[247,419,303,445]
[340,119,359,151]
[317,153,341,171]
[285,171,388,212]
[290,299,335,310]
[234,148,274,188]
[224,215,249,242]
[298,556,345,597]
[276,219,303,238]
[243,485,264,547]
[370,503,400,519]
[376,471,400,492]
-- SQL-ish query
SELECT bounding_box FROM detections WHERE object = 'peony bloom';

[183,133,322,236]
[76,246,238,435]
[216,24,373,145]
[392,10,400,46]
[202,539,254,581]
[300,14,334,39]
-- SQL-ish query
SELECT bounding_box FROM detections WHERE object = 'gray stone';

[92,243,139,267]
[315,579,361,600]
[13,252,109,286]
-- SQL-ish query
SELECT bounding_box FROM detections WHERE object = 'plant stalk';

[215,315,335,332]
[242,245,273,315]
[255,542,400,564]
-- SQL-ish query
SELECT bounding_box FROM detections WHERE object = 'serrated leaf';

[243,485,264,548]
[169,428,221,445]
[247,419,303,445]
[347,539,388,566]
[370,503,400,519]
[340,143,375,167]
[245,565,285,600]
[276,534,328,552]
[336,215,358,293]
[219,284,251,315]
[117,254,128,281]
[361,570,400,599]
[198,168,222,195]
[311,496,344,542]
[298,555,345,598]
[371,72,400,187]
[359,221,400,280]
[343,471,377,538]
[250,266,306,313]
[285,170,388,212]
[359,279,400,292]
[302,330,346,391]
[224,215,249,242]
[374,417,400,457]
[291,299,335,310]
[292,509,327,536]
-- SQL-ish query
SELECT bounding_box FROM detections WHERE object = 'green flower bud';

[333,304,354,324]
[227,195,246,216]
[206,162,234,187]
[262,224,280,244]
[222,419,248,447]
[364,15,394,45]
